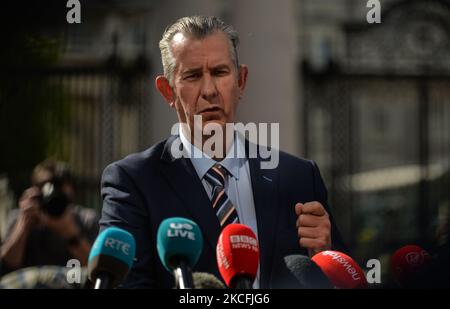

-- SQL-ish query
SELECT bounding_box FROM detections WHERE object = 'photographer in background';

[0,160,99,277]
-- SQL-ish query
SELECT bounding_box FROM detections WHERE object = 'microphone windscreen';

[157,217,203,271]
[216,223,259,288]
[283,255,333,289]
[193,272,225,289]
[88,227,136,287]
[391,244,432,286]
[312,250,367,289]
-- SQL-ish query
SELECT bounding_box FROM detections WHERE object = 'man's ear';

[237,64,248,98]
[155,75,175,107]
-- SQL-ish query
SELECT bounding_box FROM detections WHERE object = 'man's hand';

[295,202,331,256]
[19,187,80,240]
[1,187,42,268]
[17,187,42,230]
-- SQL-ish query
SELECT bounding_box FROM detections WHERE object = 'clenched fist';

[295,202,331,256]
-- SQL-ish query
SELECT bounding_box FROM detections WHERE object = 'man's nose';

[201,74,218,101]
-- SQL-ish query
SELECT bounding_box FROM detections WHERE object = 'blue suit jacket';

[99,135,347,288]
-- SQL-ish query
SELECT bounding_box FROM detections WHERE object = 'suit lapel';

[159,135,280,287]
[247,142,279,288]
[159,135,222,253]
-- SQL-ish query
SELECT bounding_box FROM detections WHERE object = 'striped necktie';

[203,164,239,227]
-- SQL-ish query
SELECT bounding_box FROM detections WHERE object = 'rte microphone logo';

[104,237,131,255]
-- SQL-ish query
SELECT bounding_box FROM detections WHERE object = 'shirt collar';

[179,124,245,180]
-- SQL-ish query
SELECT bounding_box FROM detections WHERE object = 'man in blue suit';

[99,16,347,288]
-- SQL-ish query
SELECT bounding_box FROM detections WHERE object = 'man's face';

[157,31,248,140]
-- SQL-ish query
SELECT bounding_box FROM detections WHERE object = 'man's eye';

[214,70,228,76]
[184,73,201,80]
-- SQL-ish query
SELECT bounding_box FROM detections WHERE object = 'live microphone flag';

[157,217,203,289]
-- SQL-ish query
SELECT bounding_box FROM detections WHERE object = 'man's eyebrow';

[181,64,231,75]
[181,68,202,75]
[212,64,231,70]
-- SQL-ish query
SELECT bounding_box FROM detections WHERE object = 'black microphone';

[87,227,136,289]
[193,272,225,289]
[279,255,333,289]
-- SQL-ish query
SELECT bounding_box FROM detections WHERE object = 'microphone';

[88,227,136,289]
[282,255,333,289]
[157,217,203,289]
[312,250,367,289]
[193,272,226,289]
[216,223,259,289]
[391,244,432,287]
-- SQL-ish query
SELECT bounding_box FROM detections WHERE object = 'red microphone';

[216,223,259,289]
[391,245,432,287]
[312,250,367,289]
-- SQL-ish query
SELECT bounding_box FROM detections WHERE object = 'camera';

[38,181,69,217]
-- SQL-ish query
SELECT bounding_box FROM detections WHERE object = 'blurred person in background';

[0,160,99,277]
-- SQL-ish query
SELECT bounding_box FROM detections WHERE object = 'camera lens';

[40,181,69,217]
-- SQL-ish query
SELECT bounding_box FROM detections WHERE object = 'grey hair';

[159,16,240,85]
